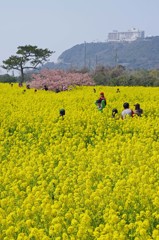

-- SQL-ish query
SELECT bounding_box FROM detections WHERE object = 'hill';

[45,36,159,70]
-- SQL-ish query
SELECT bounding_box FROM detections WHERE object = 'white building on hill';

[108,28,145,42]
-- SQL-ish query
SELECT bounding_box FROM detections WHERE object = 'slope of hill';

[45,36,159,70]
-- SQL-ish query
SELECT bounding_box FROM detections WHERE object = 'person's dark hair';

[134,103,140,110]
[112,108,118,114]
[123,102,129,109]
[59,109,65,116]
[112,108,118,118]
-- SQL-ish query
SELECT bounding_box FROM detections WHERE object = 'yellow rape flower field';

[0,83,159,240]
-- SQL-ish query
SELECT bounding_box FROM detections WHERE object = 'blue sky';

[0,0,159,73]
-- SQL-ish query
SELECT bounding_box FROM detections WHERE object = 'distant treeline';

[91,65,159,86]
[0,65,159,86]
[0,74,17,83]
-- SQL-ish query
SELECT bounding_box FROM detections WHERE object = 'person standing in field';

[93,88,96,93]
[121,102,133,119]
[95,92,107,111]
[116,88,120,93]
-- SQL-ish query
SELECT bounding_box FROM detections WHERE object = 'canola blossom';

[0,83,159,240]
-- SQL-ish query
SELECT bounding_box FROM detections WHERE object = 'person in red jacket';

[98,92,106,105]
[95,92,107,111]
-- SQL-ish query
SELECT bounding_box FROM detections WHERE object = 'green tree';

[0,74,17,83]
[2,45,54,83]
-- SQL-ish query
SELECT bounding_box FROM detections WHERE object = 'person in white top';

[121,102,133,119]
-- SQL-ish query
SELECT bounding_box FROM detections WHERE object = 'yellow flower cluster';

[0,84,159,239]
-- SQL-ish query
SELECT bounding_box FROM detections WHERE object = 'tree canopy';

[2,45,54,82]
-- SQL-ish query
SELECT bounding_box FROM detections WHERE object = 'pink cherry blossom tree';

[28,69,95,91]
